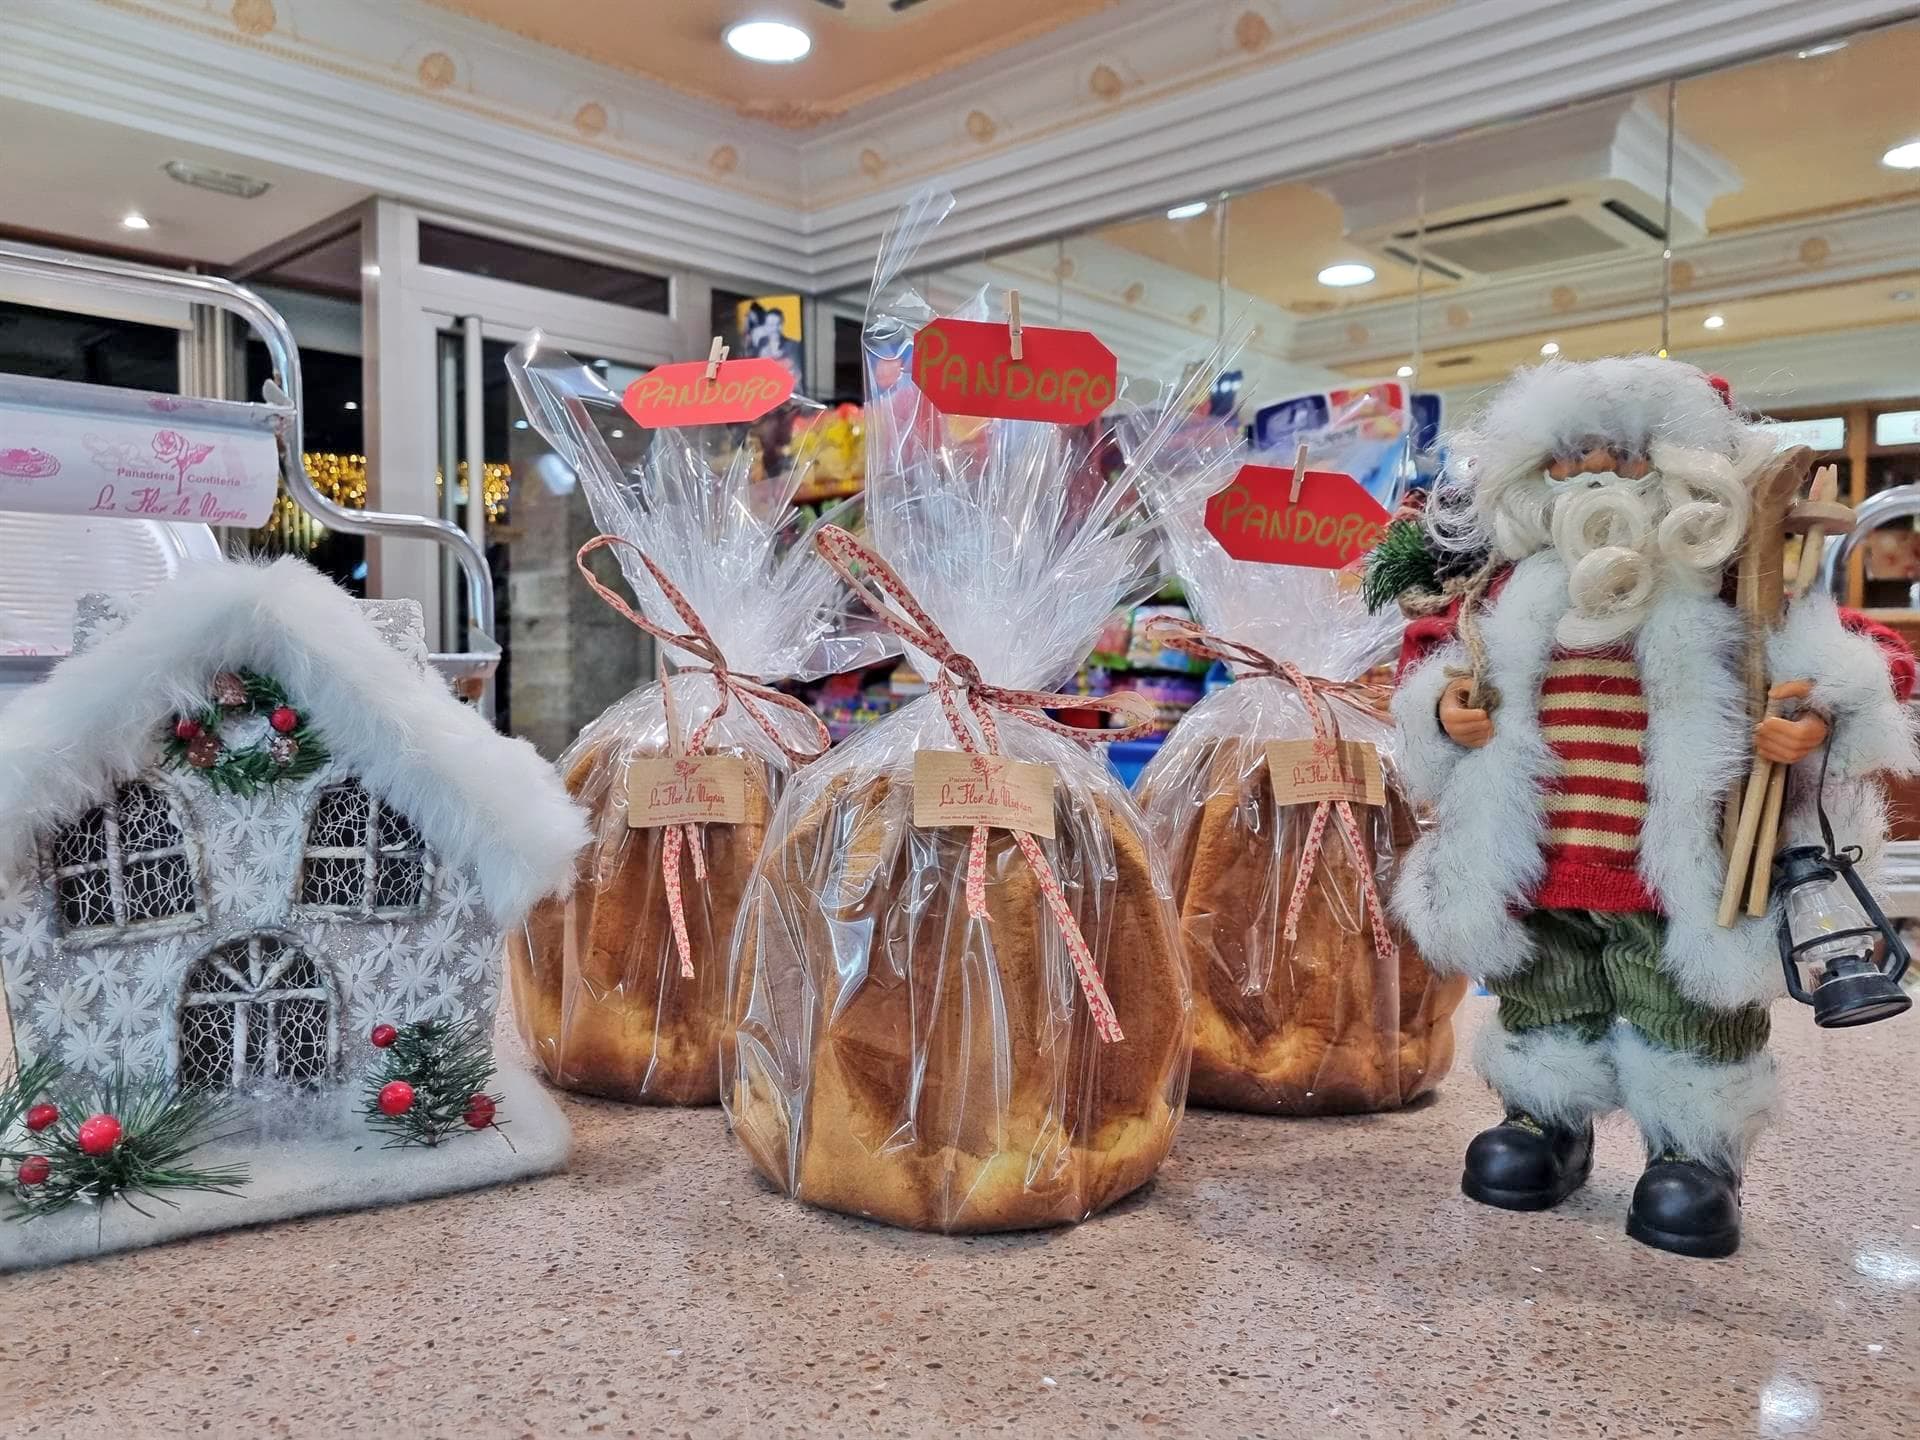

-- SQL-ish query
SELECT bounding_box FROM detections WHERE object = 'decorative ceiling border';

[5,0,1914,294]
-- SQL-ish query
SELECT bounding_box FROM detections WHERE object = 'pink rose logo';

[151,429,214,490]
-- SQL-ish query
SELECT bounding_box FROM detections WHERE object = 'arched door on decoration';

[176,933,336,1089]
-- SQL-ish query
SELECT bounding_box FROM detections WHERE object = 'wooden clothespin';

[704,336,728,381]
[1007,290,1023,362]
[1288,442,1310,503]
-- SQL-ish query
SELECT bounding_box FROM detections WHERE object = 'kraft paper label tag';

[625,755,756,828]
[1266,739,1385,807]
[912,751,1057,840]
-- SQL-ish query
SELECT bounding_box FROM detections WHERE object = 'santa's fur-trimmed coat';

[1391,550,1918,1013]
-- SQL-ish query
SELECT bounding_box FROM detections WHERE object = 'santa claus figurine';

[1376,356,1916,1258]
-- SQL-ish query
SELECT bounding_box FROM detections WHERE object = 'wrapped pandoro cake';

[722,192,1243,1231]
[504,341,884,1104]
[1134,522,1467,1115]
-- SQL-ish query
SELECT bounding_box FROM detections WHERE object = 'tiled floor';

[1,996,1916,1438]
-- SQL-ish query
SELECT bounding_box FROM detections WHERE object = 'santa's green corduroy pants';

[1489,909,1770,1064]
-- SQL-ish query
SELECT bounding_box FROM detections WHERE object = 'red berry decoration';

[463,1094,497,1130]
[24,1102,57,1132]
[378,1081,415,1116]
[173,716,203,741]
[16,1155,49,1187]
[270,705,299,734]
[370,1023,398,1049]
[77,1113,122,1157]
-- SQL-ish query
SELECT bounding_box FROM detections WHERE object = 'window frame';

[294,780,435,919]
[46,779,203,942]
[174,932,337,1089]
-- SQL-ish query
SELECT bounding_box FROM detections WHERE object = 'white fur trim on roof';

[0,558,588,927]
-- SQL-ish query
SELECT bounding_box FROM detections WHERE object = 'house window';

[177,934,334,1089]
[298,782,431,914]
[50,781,197,934]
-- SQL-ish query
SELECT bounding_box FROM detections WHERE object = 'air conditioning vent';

[1379,245,1465,283]
[1434,355,1477,369]
[1423,210,1632,276]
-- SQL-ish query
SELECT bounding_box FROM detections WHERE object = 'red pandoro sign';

[1205,464,1391,569]
[622,358,795,428]
[911,319,1116,426]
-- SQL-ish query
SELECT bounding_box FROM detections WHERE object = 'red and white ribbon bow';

[1144,616,1399,970]
[576,534,830,979]
[813,524,1157,1045]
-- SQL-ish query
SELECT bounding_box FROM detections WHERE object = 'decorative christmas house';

[0,559,588,1267]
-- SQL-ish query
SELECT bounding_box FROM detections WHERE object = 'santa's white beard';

[1481,443,1754,648]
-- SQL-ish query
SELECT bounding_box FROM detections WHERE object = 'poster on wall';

[736,294,805,396]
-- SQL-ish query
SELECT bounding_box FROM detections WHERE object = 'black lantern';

[1773,844,1913,1028]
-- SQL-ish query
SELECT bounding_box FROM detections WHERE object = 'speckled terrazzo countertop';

[1,996,1915,1439]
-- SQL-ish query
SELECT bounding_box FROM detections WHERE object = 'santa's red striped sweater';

[1398,580,1915,915]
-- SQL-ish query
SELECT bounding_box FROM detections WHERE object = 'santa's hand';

[1439,676,1495,748]
[1754,679,1828,765]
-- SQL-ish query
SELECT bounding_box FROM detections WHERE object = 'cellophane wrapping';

[724,193,1242,1231]
[505,340,884,1104]
[1135,510,1467,1114]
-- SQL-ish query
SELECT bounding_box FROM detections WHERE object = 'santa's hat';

[1448,355,1751,481]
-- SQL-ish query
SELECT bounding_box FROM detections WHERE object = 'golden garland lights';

[253,454,512,554]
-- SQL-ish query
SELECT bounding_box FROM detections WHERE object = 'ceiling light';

[1166,201,1208,221]
[1316,262,1375,288]
[1540,341,1560,356]
[1396,365,1414,378]
[120,212,151,231]
[343,400,359,411]
[592,358,611,370]
[1894,290,1916,303]
[1703,313,1726,330]
[162,159,271,199]
[513,419,530,430]
[724,20,811,64]
[1883,140,1920,170]
[1796,40,1848,59]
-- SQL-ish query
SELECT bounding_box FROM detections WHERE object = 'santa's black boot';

[1627,1151,1741,1258]
[1461,1110,1594,1211]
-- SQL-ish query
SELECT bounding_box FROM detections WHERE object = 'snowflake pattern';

[0,761,503,1086]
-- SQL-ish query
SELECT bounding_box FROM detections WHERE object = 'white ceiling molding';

[5,0,1915,295]
[1289,197,1920,364]
[1432,322,1920,421]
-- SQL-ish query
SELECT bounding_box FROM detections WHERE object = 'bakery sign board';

[622,358,795,428]
[911,319,1116,426]
[1204,463,1391,570]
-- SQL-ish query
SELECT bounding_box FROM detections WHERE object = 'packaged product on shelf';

[504,341,887,1105]
[724,191,1242,1232]
[1135,511,1468,1115]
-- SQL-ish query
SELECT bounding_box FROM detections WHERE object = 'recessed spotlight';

[1883,140,1920,170]
[1796,40,1848,59]
[724,20,811,64]
[1396,365,1414,378]
[1316,262,1375,288]
[120,212,151,231]
[610,429,624,438]
[1703,314,1726,330]
[1166,201,1209,221]
[343,400,359,411]
[1894,290,1917,303]
[1540,341,1560,356]
[513,419,530,430]
[361,264,381,279]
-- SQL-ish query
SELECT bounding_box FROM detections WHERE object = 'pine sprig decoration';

[0,1055,65,1160]
[363,1018,508,1149]
[1361,517,1441,613]
[8,1071,248,1220]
